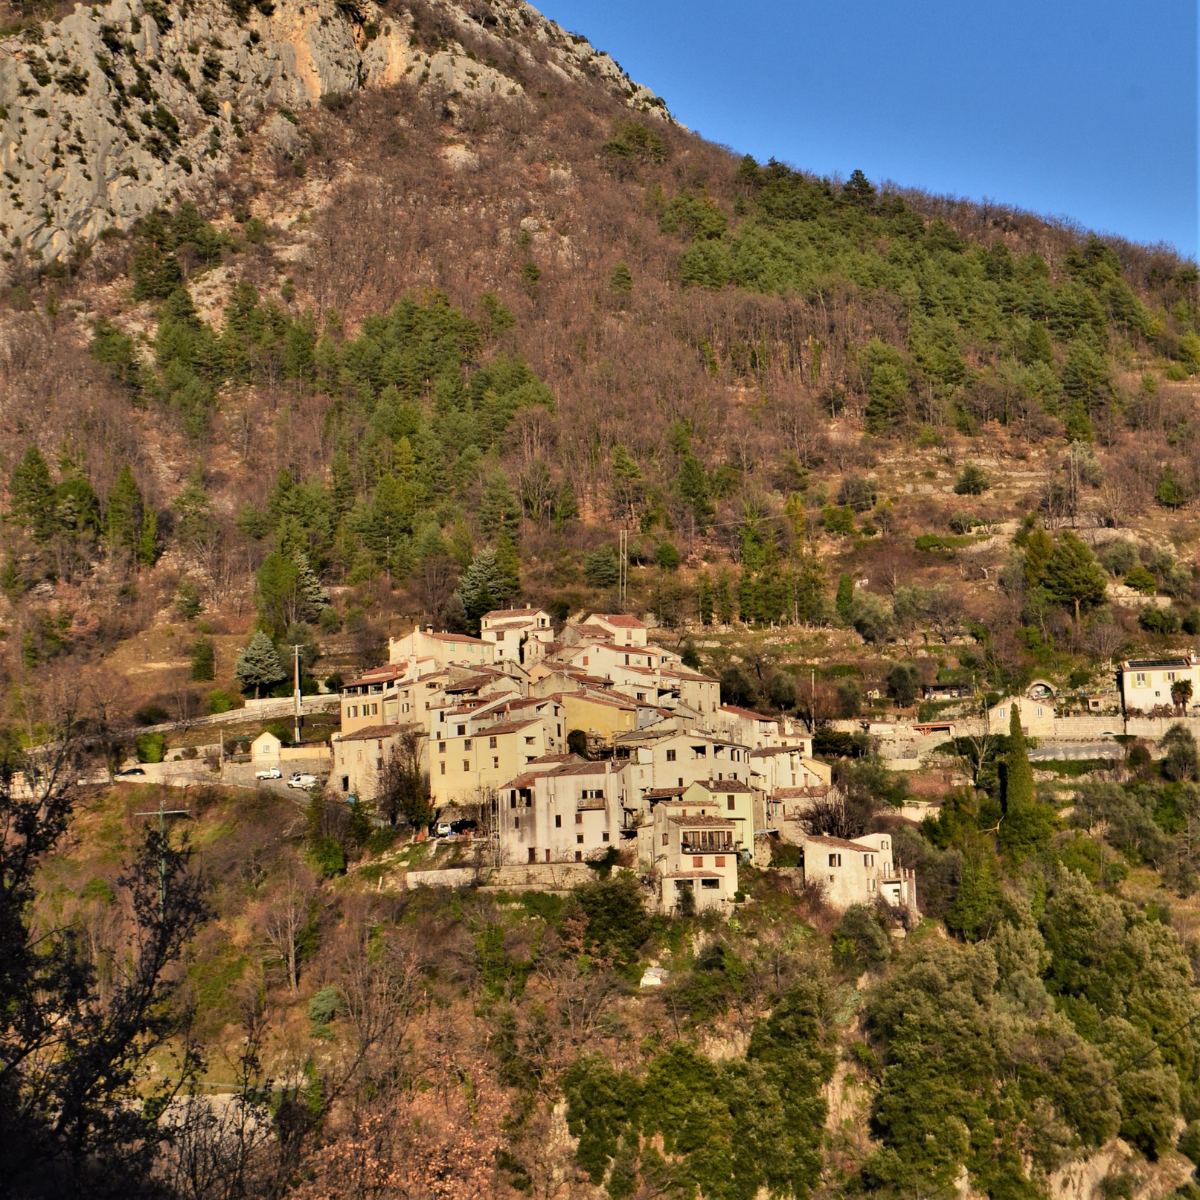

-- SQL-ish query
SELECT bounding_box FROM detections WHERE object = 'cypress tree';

[106,465,143,556]
[138,506,158,565]
[10,447,57,544]
[190,637,216,681]
[836,574,854,623]
[1005,703,1035,810]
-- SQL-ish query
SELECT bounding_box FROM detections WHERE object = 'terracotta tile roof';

[547,762,610,777]
[645,788,686,800]
[802,834,877,851]
[587,614,645,628]
[467,718,540,736]
[773,786,829,798]
[483,607,548,620]
[667,815,737,828]
[528,752,585,765]
[664,870,729,879]
[720,705,776,721]
[336,723,422,742]
[689,779,755,793]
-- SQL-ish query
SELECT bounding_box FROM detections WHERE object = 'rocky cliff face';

[0,0,668,261]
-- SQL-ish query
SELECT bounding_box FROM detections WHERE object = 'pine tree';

[1005,703,1035,810]
[234,630,287,698]
[293,552,330,617]
[138,506,158,566]
[190,637,216,681]
[10,446,57,544]
[1043,531,1107,621]
[106,465,143,556]
[329,449,356,518]
[493,532,521,602]
[479,473,520,541]
[677,454,712,524]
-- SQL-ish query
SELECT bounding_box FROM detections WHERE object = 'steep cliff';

[0,0,669,261]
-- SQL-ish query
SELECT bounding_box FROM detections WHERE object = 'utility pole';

[618,527,628,610]
[292,644,302,746]
[134,792,191,918]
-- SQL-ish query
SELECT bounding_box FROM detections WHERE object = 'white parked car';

[435,821,453,837]
[255,766,282,780]
[288,773,319,790]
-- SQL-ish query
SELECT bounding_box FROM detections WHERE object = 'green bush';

[135,732,166,763]
[207,688,239,714]
[307,835,345,878]
[1139,605,1180,635]
[831,905,891,972]
[954,463,990,494]
[1124,566,1158,595]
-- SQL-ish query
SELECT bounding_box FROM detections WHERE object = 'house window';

[371,703,378,715]
[525,737,535,745]
[528,848,537,864]
[701,878,720,889]
[693,856,704,868]
[457,725,466,736]
[349,706,358,718]
[727,796,735,809]
[601,832,609,842]
[439,763,445,775]
[439,742,446,753]
[693,746,707,758]
[1135,672,1147,686]
[555,815,561,827]
[495,631,505,641]
[575,812,583,824]
[514,819,519,830]
[1168,671,1176,681]
[625,654,630,664]
[341,776,349,792]
[715,855,725,867]
[869,879,876,891]
[576,834,584,844]
[666,749,676,762]
[828,853,842,867]
[575,851,582,861]
[663,833,668,845]
[510,795,517,808]
[464,739,472,750]
[462,760,470,771]
[493,757,499,768]
[864,854,874,867]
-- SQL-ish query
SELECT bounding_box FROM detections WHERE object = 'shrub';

[831,905,891,971]
[1139,605,1180,635]
[134,703,169,726]
[837,474,878,512]
[948,510,976,534]
[1124,566,1158,595]
[954,463,990,494]
[655,541,681,571]
[821,504,855,535]
[308,835,345,878]
[135,732,166,763]
[1100,539,1139,576]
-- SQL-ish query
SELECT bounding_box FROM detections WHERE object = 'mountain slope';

[0,0,668,259]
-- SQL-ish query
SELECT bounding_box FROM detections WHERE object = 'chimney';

[426,625,434,634]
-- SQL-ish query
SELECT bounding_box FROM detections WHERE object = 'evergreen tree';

[106,465,143,556]
[714,569,734,625]
[677,454,712,524]
[256,551,301,640]
[609,260,633,296]
[1005,703,1035,810]
[794,555,826,624]
[584,546,619,589]
[138,506,158,566]
[479,472,520,541]
[329,448,356,518]
[836,574,854,623]
[493,532,521,601]
[234,630,286,698]
[190,637,215,681]
[293,552,330,617]
[10,447,57,544]
[1043,531,1107,620]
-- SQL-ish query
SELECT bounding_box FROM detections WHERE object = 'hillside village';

[7,0,1200,1193]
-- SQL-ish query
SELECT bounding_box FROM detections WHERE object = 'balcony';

[680,836,733,855]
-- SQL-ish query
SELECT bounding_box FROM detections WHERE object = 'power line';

[1026,1009,1200,1140]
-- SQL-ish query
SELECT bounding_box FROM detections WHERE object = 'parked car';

[115,766,145,777]
[288,773,319,789]
[255,766,282,780]
[435,821,453,837]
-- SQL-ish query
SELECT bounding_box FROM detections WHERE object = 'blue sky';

[536,0,1199,259]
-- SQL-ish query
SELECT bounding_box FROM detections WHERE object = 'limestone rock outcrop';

[0,0,669,261]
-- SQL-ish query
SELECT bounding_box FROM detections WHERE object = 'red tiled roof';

[587,614,645,628]
[645,788,686,800]
[667,815,736,828]
[336,723,422,742]
[720,705,776,721]
[690,779,754,793]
